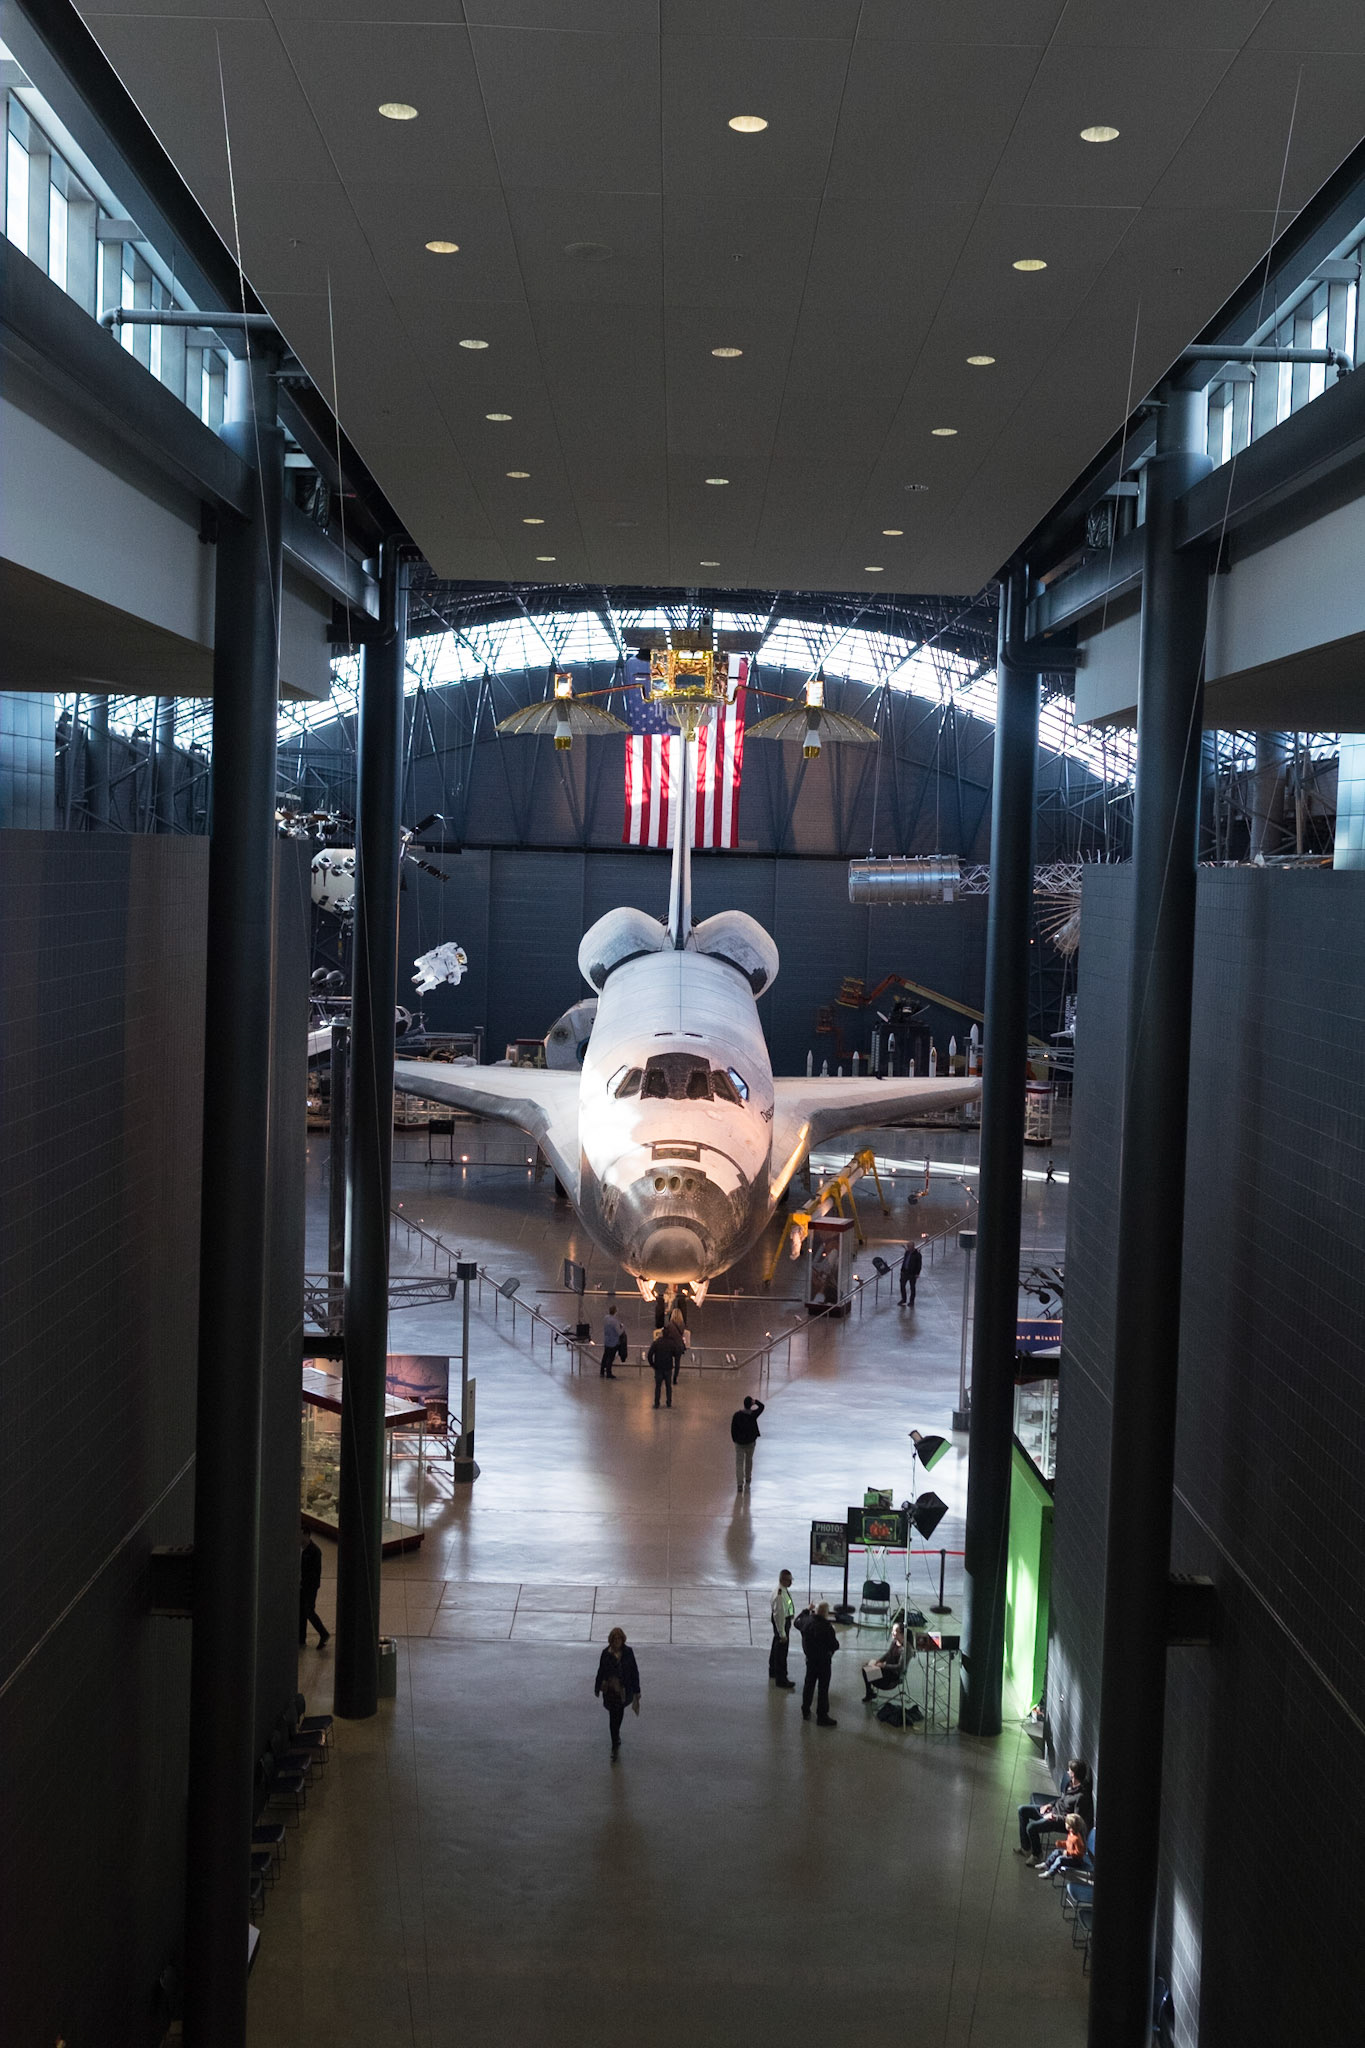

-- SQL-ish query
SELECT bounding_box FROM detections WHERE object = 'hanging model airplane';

[393,654,980,1296]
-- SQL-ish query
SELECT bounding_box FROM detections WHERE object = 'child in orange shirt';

[1038,1811,1088,1879]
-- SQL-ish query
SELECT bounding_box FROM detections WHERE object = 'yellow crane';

[765,1147,890,1287]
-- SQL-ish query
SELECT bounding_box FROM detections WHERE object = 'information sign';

[809,1519,848,1569]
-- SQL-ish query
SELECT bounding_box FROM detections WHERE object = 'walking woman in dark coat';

[594,1627,641,1758]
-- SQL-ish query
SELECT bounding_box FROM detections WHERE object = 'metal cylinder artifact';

[847,857,961,904]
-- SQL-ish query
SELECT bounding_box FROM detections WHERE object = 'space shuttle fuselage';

[577,941,777,1286]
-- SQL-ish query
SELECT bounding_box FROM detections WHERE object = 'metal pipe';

[184,349,284,2048]
[335,541,408,1719]
[1180,341,1354,377]
[959,564,1039,1740]
[847,856,961,904]
[1087,384,1213,2048]
[99,306,278,331]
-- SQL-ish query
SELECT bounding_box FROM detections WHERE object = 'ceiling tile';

[277,21,501,189]
[825,42,1043,208]
[983,43,1239,210]
[505,189,664,305]
[662,191,819,308]
[468,27,662,192]
[855,0,1065,44]
[1149,49,1365,210]
[661,32,849,196]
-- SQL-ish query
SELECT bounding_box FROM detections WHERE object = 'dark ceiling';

[78,1,1365,595]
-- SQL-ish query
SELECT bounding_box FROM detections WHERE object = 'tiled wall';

[0,833,310,2043]
[0,691,55,827]
[0,832,206,2042]
[1049,866,1365,2045]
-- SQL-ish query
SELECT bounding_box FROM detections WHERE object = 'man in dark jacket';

[299,1530,329,1647]
[730,1395,765,1491]
[1017,1759,1093,1861]
[798,1601,839,1726]
[899,1239,923,1305]
[648,1333,674,1408]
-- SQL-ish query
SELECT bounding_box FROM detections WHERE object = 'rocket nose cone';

[639,1226,707,1284]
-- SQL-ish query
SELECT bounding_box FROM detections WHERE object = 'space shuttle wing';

[392,1060,581,1198]
[769,1076,981,1195]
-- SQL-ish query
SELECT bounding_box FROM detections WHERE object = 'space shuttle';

[394,650,979,1296]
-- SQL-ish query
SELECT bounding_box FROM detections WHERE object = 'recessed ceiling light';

[966,354,995,366]
[536,555,556,562]
[486,412,512,421]
[425,239,459,254]
[378,102,418,121]
[882,528,903,536]
[931,427,958,437]
[1080,125,1120,143]
[904,482,930,493]
[1013,258,1048,272]
[711,347,743,358]
[728,115,768,133]
[704,477,730,486]
[614,520,638,528]
[564,241,613,261]
[864,565,884,573]
[700,560,720,567]
[523,517,544,525]
[459,338,489,350]
[506,470,530,479]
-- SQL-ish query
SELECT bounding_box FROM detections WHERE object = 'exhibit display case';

[301,1361,430,1553]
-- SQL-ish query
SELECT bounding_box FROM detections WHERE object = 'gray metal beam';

[3,254,379,617]
[1029,355,1365,643]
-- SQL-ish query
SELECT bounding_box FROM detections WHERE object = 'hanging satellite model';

[496,672,630,750]
[745,672,879,759]
[399,633,977,1296]
[305,813,454,918]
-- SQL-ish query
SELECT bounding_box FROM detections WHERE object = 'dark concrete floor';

[251,1118,1085,2046]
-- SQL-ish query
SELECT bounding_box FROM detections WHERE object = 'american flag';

[622,655,747,849]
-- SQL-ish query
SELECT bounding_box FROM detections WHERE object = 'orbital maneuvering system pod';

[394,642,979,1295]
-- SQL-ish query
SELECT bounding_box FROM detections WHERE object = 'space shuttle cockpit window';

[709,1070,741,1105]
[726,1067,749,1101]
[640,1052,713,1101]
[613,1067,643,1099]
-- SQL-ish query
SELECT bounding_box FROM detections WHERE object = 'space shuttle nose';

[638,1225,707,1283]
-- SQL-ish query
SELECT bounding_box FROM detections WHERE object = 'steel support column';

[335,543,408,1718]
[85,695,110,826]
[1088,384,1212,2047]
[184,350,284,2048]
[328,1022,350,1335]
[153,695,178,831]
[959,565,1038,1738]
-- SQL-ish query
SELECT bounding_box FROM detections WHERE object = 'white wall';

[1,395,331,698]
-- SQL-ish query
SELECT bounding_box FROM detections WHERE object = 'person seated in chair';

[1038,1810,1088,1879]
[861,1622,906,1702]
[1016,1759,1092,1860]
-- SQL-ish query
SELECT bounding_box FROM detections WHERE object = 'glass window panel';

[48,179,67,288]
[6,131,29,251]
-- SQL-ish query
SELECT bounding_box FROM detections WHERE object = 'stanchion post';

[453,1261,480,1482]
[930,1548,951,1616]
